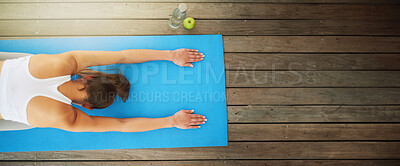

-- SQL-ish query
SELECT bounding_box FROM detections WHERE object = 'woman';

[0,49,206,132]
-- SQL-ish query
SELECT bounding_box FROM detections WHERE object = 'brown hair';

[78,68,130,109]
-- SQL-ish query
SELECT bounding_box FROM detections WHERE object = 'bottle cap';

[178,3,188,13]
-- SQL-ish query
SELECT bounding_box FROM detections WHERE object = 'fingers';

[191,117,206,122]
[190,121,205,125]
[190,115,206,128]
[182,63,193,67]
[177,110,207,129]
[189,51,202,54]
[182,49,202,56]
[190,114,206,121]
[189,58,203,62]
[188,118,206,128]
[188,54,204,62]
[181,50,203,63]
[184,49,198,52]
[183,109,194,114]
[190,114,205,118]
[189,53,204,59]
[189,54,204,59]
[186,126,201,129]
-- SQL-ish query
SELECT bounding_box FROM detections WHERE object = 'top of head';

[79,69,131,109]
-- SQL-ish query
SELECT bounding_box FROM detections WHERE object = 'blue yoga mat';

[0,35,227,152]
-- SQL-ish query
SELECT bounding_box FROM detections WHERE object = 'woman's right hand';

[171,110,206,129]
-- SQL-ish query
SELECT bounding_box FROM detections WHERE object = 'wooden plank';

[227,106,400,123]
[2,49,400,71]
[2,0,400,4]
[1,160,400,166]
[1,20,400,36]
[2,36,400,53]
[0,4,399,20]
[1,142,399,160]
[226,71,400,87]
[225,53,400,71]
[227,88,400,105]
[0,0,271,2]
[224,36,400,53]
[229,124,400,141]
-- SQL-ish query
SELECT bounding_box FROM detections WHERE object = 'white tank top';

[0,54,72,126]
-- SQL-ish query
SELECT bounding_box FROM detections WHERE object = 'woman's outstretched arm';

[37,105,206,132]
[61,49,204,74]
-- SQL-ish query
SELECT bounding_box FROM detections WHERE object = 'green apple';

[183,17,196,30]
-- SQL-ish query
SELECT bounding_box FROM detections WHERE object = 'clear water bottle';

[168,3,188,29]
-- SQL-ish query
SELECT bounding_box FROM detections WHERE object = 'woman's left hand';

[171,49,204,67]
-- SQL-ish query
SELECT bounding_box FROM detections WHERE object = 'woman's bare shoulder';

[29,53,76,79]
[26,96,76,128]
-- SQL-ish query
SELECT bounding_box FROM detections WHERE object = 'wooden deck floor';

[1,0,400,165]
